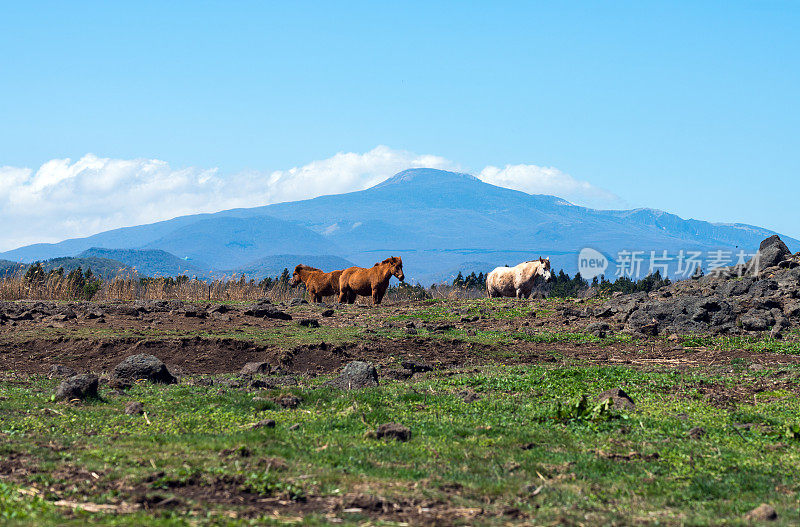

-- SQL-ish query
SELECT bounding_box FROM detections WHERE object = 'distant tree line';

[441,268,673,298]
[548,270,672,298]
[23,262,102,300]
[451,271,487,289]
[258,268,291,290]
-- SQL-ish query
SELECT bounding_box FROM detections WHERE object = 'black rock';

[375,422,411,442]
[251,419,276,429]
[321,309,334,317]
[740,310,772,331]
[48,364,77,379]
[240,362,270,375]
[585,322,610,338]
[597,388,635,410]
[182,306,207,318]
[298,318,320,328]
[757,235,791,272]
[125,401,144,415]
[243,302,292,320]
[111,305,141,317]
[401,360,433,373]
[325,361,379,390]
[593,307,614,318]
[639,321,659,336]
[744,503,778,522]
[55,374,99,401]
[276,395,302,408]
[12,311,33,321]
[53,309,76,321]
[113,354,177,384]
[84,308,105,319]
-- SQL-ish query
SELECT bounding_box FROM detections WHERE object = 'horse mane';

[525,258,550,266]
[295,264,322,272]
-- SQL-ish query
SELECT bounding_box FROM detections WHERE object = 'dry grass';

[0,274,304,303]
[0,274,90,302]
[0,273,489,304]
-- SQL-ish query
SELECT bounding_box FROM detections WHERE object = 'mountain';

[139,216,342,269]
[233,255,356,280]
[1,214,342,272]
[2,168,797,283]
[35,257,135,279]
[0,214,209,263]
[1,257,135,279]
[0,259,25,277]
[78,248,204,277]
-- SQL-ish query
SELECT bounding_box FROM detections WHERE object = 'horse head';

[291,264,319,287]
[537,257,553,282]
[382,256,405,282]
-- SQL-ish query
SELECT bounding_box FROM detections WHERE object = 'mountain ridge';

[2,168,797,283]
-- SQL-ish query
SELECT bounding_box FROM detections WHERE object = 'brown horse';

[338,256,405,305]
[290,264,343,303]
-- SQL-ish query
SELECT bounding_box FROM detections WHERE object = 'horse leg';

[373,282,389,305]
[374,286,388,305]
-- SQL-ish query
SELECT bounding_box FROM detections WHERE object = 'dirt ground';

[2,298,800,377]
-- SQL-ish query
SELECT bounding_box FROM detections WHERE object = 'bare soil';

[2,299,799,377]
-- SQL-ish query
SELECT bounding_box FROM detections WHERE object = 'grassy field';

[2,364,800,525]
[2,298,800,525]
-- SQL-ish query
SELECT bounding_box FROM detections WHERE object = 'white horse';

[486,258,553,299]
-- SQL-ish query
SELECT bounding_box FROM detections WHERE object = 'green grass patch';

[3,363,800,525]
[681,334,800,355]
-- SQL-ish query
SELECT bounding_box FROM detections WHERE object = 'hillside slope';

[79,248,204,277]
[2,168,797,283]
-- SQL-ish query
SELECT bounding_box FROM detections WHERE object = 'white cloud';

[260,145,456,203]
[478,164,626,209]
[0,146,456,251]
[0,147,620,252]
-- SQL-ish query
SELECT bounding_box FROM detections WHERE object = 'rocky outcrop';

[595,236,799,336]
[758,235,791,272]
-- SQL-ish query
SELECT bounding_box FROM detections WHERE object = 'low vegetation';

[2,362,800,525]
[1,284,799,524]
[2,262,678,304]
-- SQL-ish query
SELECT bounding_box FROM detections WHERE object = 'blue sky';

[0,1,798,249]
